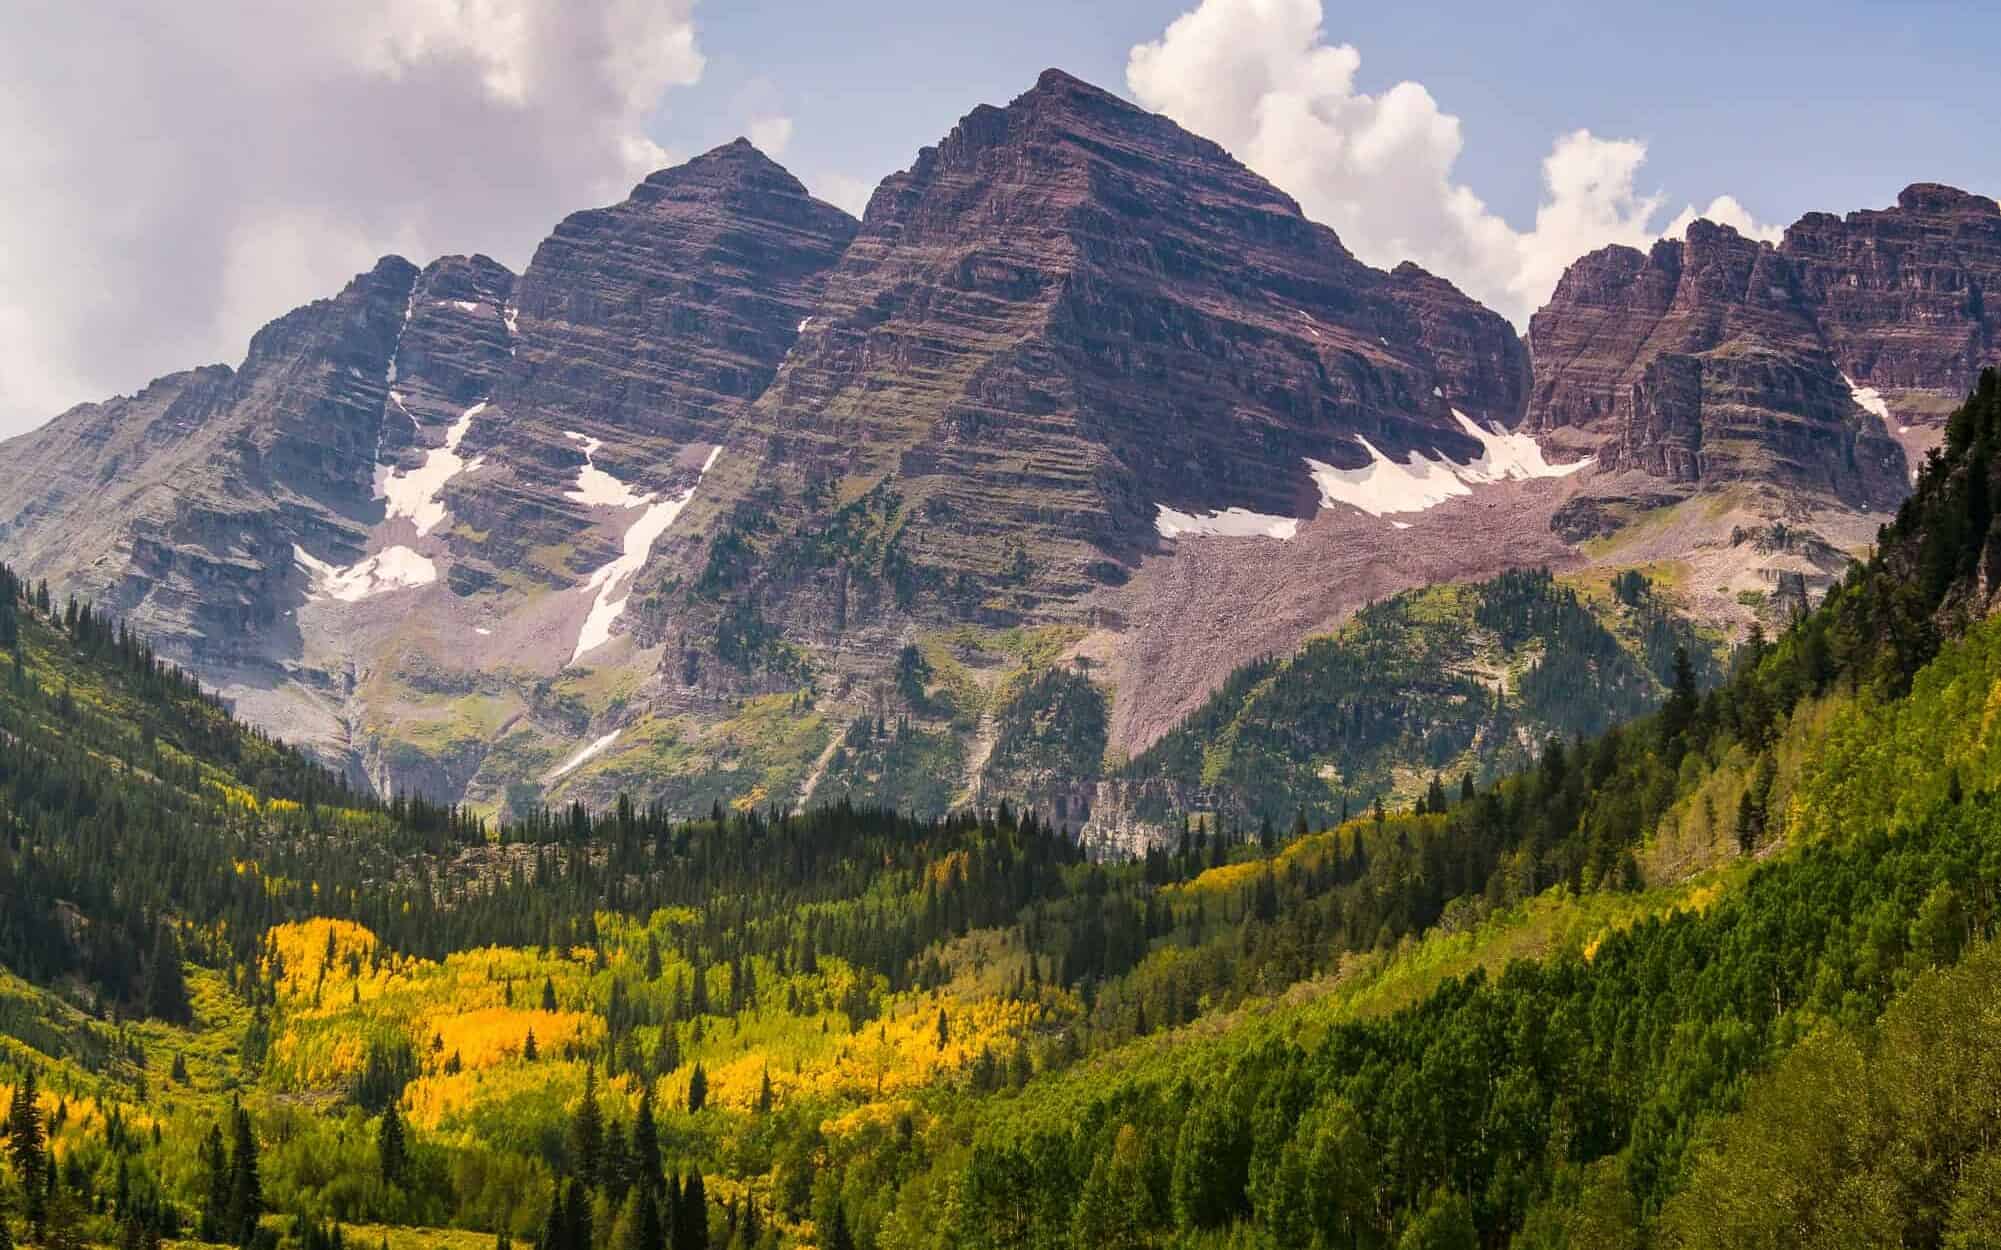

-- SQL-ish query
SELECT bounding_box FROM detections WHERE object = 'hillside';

[1,371,1999,1248]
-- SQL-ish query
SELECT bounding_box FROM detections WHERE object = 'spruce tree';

[686,1064,708,1114]
[675,1171,708,1250]
[226,1100,262,1247]
[376,1105,409,1186]
[631,1090,661,1193]
[6,1069,45,1229]
[570,1066,605,1187]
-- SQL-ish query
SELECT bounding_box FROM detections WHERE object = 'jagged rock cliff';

[1527,220,1907,509]
[1,72,1989,835]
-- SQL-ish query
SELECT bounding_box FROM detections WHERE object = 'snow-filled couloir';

[566,437,723,665]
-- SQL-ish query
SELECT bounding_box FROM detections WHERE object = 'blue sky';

[2,0,1994,435]
[657,0,1994,236]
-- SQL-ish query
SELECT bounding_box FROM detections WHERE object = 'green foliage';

[1122,567,1718,826]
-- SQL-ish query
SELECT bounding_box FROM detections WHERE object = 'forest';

[3,370,2001,1249]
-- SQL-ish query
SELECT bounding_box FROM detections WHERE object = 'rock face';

[440,141,858,604]
[0,141,859,800]
[1527,220,1907,509]
[0,256,421,664]
[1,72,1986,835]
[704,69,1526,632]
[1532,186,2001,501]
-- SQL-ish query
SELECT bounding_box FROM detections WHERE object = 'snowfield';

[1154,505,1299,541]
[1843,373,1893,424]
[567,442,723,665]
[377,402,487,536]
[293,543,437,602]
[1308,412,1590,518]
[546,728,622,781]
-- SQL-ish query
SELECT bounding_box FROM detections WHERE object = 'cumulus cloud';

[0,0,705,436]
[810,173,878,220]
[1127,0,1780,325]
[748,116,796,158]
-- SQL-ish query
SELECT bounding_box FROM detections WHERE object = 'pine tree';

[6,1068,45,1229]
[377,1104,409,1186]
[226,1100,262,1247]
[820,1199,854,1250]
[570,1066,605,1186]
[675,1170,708,1250]
[199,1122,229,1242]
[523,1028,539,1062]
[632,1089,662,1194]
[541,978,558,1012]
[686,1064,708,1114]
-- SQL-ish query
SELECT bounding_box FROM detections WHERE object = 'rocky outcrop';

[1786,184,2001,395]
[0,257,423,665]
[1527,220,1907,509]
[1532,186,2001,506]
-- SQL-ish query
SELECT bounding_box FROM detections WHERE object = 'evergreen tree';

[198,1122,228,1242]
[632,1089,662,1194]
[675,1171,707,1250]
[686,1064,708,1114]
[6,1069,45,1230]
[226,1099,262,1247]
[377,1105,409,1186]
[570,1066,605,1187]
[143,924,192,1024]
[820,1199,854,1250]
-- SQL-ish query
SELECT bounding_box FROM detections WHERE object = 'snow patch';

[293,543,436,602]
[474,626,492,636]
[546,729,622,781]
[379,401,486,536]
[1843,373,1893,424]
[563,431,651,508]
[568,446,723,665]
[1446,410,1593,484]
[452,300,479,313]
[1391,521,1412,530]
[1306,412,1590,518]
[797,317,813,332]
[1155,505,1299,541]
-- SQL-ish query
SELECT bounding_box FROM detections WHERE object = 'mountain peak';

[1896,182,1998,216]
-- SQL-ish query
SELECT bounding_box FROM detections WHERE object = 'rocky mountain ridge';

[2,69,1996,842]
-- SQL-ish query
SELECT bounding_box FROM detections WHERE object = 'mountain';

[597,69,1590,818]
[3,69,1998,835]
[7,373,2001,1250]
[0,141,858,806]
[1522,187,2001,627]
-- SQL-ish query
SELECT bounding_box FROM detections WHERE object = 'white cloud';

[1666,195,1786,245]
[811,173,877,220]
[0,0,704,436]
[1127,0,1779,325]
[748,115,796,158]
